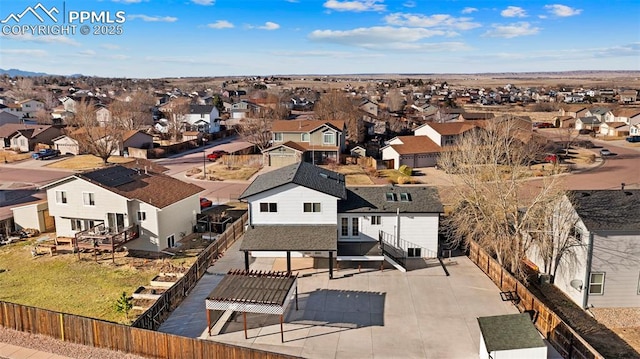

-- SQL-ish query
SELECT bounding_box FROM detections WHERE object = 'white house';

[238,162,443,276]
[413,122,480,146]
[52,135,80,155]
[380,135,441,169]
[184,105,221,133]
[19,99,44,118]
[41,165,204,252]
[528,190,640,309]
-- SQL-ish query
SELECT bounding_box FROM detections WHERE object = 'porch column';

[286,251,291,274]
[329,251,334,279]
[244,251,250,271]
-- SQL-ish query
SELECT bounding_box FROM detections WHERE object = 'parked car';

[600,149,612,156]
[544,154,558,163]
[200,197,213,209]
[579,129,593,135]
[537,122,555,129]
[626,136,640,143]
[32,148,60,160]
[206,150,228,161]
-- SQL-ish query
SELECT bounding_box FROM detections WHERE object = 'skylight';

[385,192,396,202]
[400,193,411,202]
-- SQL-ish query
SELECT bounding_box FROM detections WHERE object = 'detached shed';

[477,313,547,359]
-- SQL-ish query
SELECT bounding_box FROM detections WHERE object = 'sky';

[0,0,638,78]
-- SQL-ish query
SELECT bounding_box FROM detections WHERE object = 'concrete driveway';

[159,240,528,358]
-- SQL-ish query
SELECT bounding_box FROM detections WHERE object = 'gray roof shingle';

[239,162,347,200]
[569,190,640,232]
[477,313,545,352]
[338,185,443,213]
[240,225,337,251]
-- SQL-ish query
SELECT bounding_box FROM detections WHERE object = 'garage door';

[415,154,437,168]
[269,154,297,167]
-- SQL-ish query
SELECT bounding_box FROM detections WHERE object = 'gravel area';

[589,307,640,328]
[0,326,146,359]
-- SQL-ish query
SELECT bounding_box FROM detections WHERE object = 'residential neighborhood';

[0,69,639,359]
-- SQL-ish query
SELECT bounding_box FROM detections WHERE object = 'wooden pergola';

[205,269,298,342]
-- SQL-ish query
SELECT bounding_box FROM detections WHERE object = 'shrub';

[397,175,411,184]
[398,165,413,176]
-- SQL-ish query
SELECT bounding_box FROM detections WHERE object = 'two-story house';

[19,99,45,118]
[263,120,345,167]
[238,162,443,277]
[41,165,203,252]
[585,107,614,123]
[184,105,221,133]
[528,190,640,309]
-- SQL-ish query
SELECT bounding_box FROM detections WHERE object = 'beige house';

[263,120,345,167]
[53,135,80,155]
[599,122,629,137]
[41,165,203,252]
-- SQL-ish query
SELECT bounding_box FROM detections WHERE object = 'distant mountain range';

[0,68,83,77]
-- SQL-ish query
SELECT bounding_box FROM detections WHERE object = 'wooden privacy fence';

[468,241,604,359]
[0,301,298,359]
[132,213,248,330]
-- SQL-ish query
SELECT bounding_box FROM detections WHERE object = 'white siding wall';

[414,125,443,145]
[46,179,131,237]
[12,202,47,232]
[247,183,338,225]
[124,200,161,252]
[489,347,547,359]
[155,195,200,250]
[337,213,440,256]
[381,147,400,169]
[589,233,640,308]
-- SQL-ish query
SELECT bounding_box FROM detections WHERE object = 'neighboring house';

[122,130,153,153]
[238,162,443,275]
[184,105,221,133]
[52,135,80,155]
[618,90,638,104]
[359,99,379,117]
[528,190,640,309]
[60,97,77,113]
[230,100,260,120]
[585,107,613,123]
[8,125,62,152]
[414,122,480,146]
[613,108,640,126]
[0,103,24,119]
[458,112,495,121]
[0,111,21,126]
[558,105,588,119]
[41,165,203,252]
[349,145,366,157]
[263,120,345,167]
[96,107,112,127]
[631,124,640,136]
[575,117,601,131]
[380,135,441,169]
[599,122,629,137]
[19,99,44,117]
[555,115,576,128]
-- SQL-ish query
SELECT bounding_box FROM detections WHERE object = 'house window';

[351,218,359,236]
[589,272,605,295]
[83,192,95,206]
[400,193,411,202]
[274,133,283,142]
[84,220,95,229]
[638,272,640,295]
[301,133,310,142]
[56,191,67,204]
[570,226,582,242]
[167,234,175,248]
[385,193,396,202]
[137,211,147,221]
[303,202,321,212]
[70,219,82,231]
[341,217,349,236]
[259,203,278,212]
[408,248,422,258]
[371,216,381,225]
[323,131,335,145]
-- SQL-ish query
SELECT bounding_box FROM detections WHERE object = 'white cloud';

[260,22,280,30]
[308,26,470,51]
[77,50,97,57]
[403,1,416,8]
[207,20,234,29]
[109,54,130,60]
[483,22,540,38]
[501,6,527,18]
[191,0,215,5]
[285,0,299,2]
[127,14,178,22]
[323,0,386,12]
[544,4,582,17]
[2,34,80,46]
[384,13,481,31]
[461,7,478,14]
[101,44,120,50]
[0,49,47,57]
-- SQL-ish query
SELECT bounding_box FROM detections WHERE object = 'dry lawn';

[325,165,375,185]
[199,163,260,181]
[0,150,32,163]
[46,155,134,171]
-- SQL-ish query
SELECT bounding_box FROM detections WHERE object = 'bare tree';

[385,89,406,113]
[109,91,155,130]
[34,108,50,124]
[438,117,564,280]
[236,116,273,152]
[11,78,36,100]
[313,90,364,143]
[160,98,190,142]
[553,126,581,156]
[67,99,122,164]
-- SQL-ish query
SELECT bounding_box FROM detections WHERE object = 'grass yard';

[322,165,375,185]
[46,155,134,171]
[0,238,182,324]
[0,150,32,163]
[201,163,261,181]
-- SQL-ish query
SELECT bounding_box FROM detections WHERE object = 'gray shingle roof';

[568,190,640,232]
[240,225,337,251]
[477,313,545,352]
[579,116,600,124]
[338,185,443,213]
[239,162,347,200]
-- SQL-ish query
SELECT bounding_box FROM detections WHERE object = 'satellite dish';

[570,279,583,291]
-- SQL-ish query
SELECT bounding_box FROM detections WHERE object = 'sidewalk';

[0,342,71,359]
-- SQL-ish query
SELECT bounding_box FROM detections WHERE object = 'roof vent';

[624,191,633,196]
[580,192,591,197]
[319,173,328,179]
